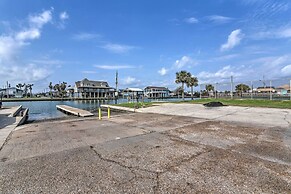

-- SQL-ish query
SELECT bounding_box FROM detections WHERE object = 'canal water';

[3,98,193,121]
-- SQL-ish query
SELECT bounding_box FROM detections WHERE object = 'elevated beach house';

[122,88,144,99]
[0,87,23,98]
[276,84,290,95]
[74,78,114,98]
[144,86,170,98]
[256,86,276,93]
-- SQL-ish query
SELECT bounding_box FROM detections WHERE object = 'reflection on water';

[3,98,193,121]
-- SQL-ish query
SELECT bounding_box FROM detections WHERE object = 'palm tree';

[23,84,28,97]
[16,83,25,97]
[235,83,250,97]
[60,82,67,99]
[186,76,198,100]
[49,82,53,98]
[205,84,214,98]
[16,83,24,90]
[175,70,191,100]
[26,84,34,97]
[53,84,60,97]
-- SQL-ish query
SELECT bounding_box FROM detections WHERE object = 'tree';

[49,82,53,98]
[16,83,25,97]
[16,83,24,90]
[186,76,198,100]
[175,71,192,100]
[53,84,60,97]
[23,84,28,97]
[26,84,34,97]
[205,84,214,97]
[235,83,250,97]
[60,82,67,98]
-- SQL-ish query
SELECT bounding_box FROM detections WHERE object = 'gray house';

[74,78,114,98]
[144,86,170,98]
[0,87,23,98]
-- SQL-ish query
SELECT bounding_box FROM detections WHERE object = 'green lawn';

[114,102,154,109]
[183,98,291,109]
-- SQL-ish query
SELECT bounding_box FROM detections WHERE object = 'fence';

[198,77,291,100]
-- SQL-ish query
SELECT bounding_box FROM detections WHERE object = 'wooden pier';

[56,105,94,117]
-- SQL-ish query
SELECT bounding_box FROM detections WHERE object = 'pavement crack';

[214,107,251,120]
[89,145,158,185]
[0,130,14,152]
[283,111,291,127]
[153,172,161,194]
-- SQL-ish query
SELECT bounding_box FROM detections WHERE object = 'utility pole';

[215,83,218,99]
[199,84,202,99]
[270,80,272,100]
[251,80,253,100]
[115,71,118,104]
[230,76,233,99]
[115,71,118,91]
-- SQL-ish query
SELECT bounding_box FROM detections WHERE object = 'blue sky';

[1,0,291,91]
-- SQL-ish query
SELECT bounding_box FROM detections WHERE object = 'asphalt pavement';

[0,106,290,193]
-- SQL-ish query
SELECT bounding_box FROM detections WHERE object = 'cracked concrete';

[0,110,291,193]
[138,103,291,128]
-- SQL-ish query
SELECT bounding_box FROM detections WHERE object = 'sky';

[1,0,291,92]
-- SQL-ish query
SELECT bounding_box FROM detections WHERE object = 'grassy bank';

[182,98,291,109]
[114,102,154,109]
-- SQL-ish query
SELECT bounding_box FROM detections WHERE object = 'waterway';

[3,98,193,121]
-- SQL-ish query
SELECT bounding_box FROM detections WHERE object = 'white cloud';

[0,9,54,85]
[278,27,291,38]
[184,17,199,24]
[123,76,136,85]
[29,9,53,28]
[72,33,101,41]
[207,15,233,24]
[158,67,168,76]
[220,29,244,51]
[94,65,135,70]
[266,55,289,68]
[82,71,97,74]
[198,65,243,83]
[57,11,69,29]
[101,43,136,54]
[60,11,69,21]
[15,28,41,41]
[281,64,291,75]
[0,36,22,61]
[214,54,239,61]
[0,63,51,83]
[174,56,196,69]
[30,59,65,65]
[253,26,291,40]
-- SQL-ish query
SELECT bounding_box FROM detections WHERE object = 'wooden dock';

[56,105,94,117]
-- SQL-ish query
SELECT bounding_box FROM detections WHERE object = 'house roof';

[257,86,275,89]
[144,86,169,90]
[278,84,290,90]
[0,87,23,91]
[75,78,110,88]
[124,88,143,92]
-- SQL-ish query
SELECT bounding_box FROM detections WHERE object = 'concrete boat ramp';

[56,105,94,117]
[0,105,29,149]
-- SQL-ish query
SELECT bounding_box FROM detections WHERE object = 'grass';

[182,98,291,109]
[114,102,154,109]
